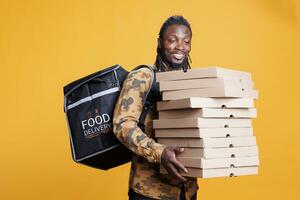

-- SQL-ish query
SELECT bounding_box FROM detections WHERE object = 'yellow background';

[1,0,299,199]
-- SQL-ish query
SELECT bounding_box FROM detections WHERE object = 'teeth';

[173,54,184,59]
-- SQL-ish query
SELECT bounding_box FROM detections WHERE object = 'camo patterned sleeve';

[113,67,166,163]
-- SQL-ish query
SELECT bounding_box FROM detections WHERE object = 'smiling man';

[113,16,198,200]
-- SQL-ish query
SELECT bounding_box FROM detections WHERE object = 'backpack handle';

[131,65,160,132]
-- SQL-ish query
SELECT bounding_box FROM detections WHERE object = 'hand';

[161,146,188,182]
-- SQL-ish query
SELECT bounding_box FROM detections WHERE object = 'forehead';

[163,24,192,38]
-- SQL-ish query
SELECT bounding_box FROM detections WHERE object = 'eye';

[167,38,176,43]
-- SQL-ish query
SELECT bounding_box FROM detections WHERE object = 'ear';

[157,38,162,49]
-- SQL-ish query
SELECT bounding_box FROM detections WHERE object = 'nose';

[175,40,184,51]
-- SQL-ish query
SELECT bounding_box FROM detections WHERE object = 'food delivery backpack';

[63,64,160,170]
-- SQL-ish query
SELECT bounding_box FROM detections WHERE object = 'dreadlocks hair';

[155,15,192,72]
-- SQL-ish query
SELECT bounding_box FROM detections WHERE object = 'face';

[158,24,192,66]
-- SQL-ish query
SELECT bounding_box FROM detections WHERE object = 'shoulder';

[127,66,154,80]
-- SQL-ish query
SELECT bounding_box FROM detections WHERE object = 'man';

[113,15,198,200]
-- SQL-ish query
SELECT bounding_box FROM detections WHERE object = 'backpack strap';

[131,65,161,132]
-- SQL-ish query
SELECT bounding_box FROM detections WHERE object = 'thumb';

[174,147,185,154]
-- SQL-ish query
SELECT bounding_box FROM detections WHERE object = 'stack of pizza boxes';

[154,67,259,178]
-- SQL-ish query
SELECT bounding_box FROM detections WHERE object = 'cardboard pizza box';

[160,165,258,178]
[155,127,254,138]
[156,67,252,82]
[177,156,259,169]
[153,118,252,129]
[162,87,259,100]
[177,146,259,159]
[157,97,255,110]
[159,77,253,91]
[157,136,257,148]
[159,108,257,119]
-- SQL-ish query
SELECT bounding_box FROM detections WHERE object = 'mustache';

[170,51,187,55]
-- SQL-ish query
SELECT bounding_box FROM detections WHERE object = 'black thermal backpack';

[63,64,159,170]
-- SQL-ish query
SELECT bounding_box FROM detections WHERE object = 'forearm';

[113,118,166,163]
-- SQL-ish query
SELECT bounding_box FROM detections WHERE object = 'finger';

[164,163,177,178]
[169,163,187,182]
[165,163,177,177]
[171,158,188,173]
[173,147,185,154]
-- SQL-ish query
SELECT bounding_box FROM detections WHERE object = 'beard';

[159,49,187,70]
[169,59,187,69]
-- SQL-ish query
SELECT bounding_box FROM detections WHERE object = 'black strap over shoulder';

[131,65,161,132]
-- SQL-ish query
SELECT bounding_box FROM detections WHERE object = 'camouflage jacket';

[113,66,199,200]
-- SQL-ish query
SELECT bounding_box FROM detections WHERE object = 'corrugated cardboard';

[155,127,254,138]
[177,146,259,159]
[159,108,257,119]
[159,77,253,91]
[157,136,257,148]
[153,118,252,129]
[156,67,252,82]
[160,165,258,178]
[177,156,259,169]
[163,86,259,100]
[157,97,254,110]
